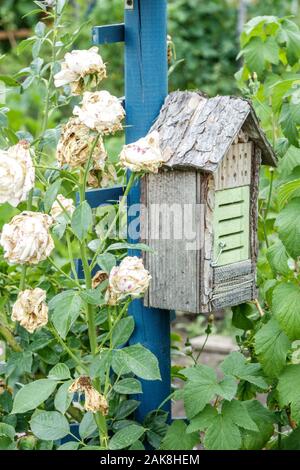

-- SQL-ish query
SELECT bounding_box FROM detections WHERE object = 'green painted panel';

[213,186,250,266]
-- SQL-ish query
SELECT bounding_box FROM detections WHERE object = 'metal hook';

[211,241,226,267]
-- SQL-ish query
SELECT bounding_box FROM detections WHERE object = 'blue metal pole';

[125,0,171,422]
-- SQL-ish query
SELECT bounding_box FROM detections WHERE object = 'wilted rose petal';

[69,376,108,415]
[119,131,164,174]
[0,211,54,265]
[12,288,48,333]
[0,141,35,207]
[50,194,75,221]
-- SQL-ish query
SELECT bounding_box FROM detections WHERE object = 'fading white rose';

[56,117,107,170]
[12,288,48,333]
[50,194,75,221]
[69,377,108,415]
[106,256,151,305]
[0,141,35,207]
[73,91,125,135]
[54,47,106,95]
[0,211,54,265]
[119,131,164,174]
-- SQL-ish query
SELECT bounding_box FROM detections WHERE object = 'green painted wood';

[213,186,250,266]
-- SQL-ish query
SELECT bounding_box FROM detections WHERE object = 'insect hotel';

[141,91,276,313]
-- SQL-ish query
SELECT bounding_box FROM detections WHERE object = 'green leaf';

[160,421,198,450]
[204,413,241,450]
[280,103,300,147]
[30,411,70,441]
[218,376,238,401]
[277,364,300,408]
[220,352,267,389]
[71,201,93,241]
[280,19,300,65]
[96,253,116,274]
[232,304,254,330]
[12,379,57,414]
[49,290,84,339]
[114,344,161,381]
[0,75,19,87]
[112,317,135,347]
[222,400,258,432]
[282,428,300,450]
[279,146,300,177]
[44,179,61,213]
[241,36,279,75]
[90,350,112,380]
[114,378,142,395]
[48,363,71,381]
[266,240,290,275]
[54,381,73,415]
[278,179,300,210]
[272,283,300,340]
[115,400,140,420]
[241,400,275,450]
[109,424,145,450]
[182,365,228,419]
[57,442,79,450]
[276,198,300,257]
[144,410,168,449]
[79,412,97,440]
[255,318,291,377]
[80,288,105,306]
[186,404,218,433]
[0,423,15,441]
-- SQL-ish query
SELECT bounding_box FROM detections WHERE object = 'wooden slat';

[142,169,201,313]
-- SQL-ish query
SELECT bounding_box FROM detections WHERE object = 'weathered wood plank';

[142,169,202,313]
[200,173,214,312]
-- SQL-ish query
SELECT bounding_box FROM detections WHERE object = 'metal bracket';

[125,0,134,9]
[211,241,226,267]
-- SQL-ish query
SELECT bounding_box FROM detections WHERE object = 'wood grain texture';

[142,169,202,313]
[215,143,252,190]
[151,91,276,171]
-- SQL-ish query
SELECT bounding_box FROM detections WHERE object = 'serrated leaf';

[276,198,300,257]
[96,253,116,274]
[277,364,300,408]
[114,378,142,395]
[241,36,279,75]
[241,400,275,450]
[222,400,258,432]
[49,290,84,339]
[48,363,70,381]
[44,179,61,213]
[109,424,145,450]
[12,379,57,414]
[112,317,135,347]
[220,352,267,389]
[255,318,290,377]
[266,240,290,275]
[186,404,218,433]
[79,412,97,440]
[272,283,300,340]
[114,344,161,381]
[57,442,79,450]
[160,421,198,450]
[232,304,254,330]
[30,411,69,441]
[71,201,92,241]
[204,413,241,450]
[54,381,73,415]
[115,400,140,420]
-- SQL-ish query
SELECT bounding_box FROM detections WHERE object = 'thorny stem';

[49,324,88,373]
[90,172,136,269]
[79,136,109,449]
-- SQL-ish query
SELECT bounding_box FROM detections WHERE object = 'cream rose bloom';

[0,141,35,207]
[119,131,164,174]
[56,117,107,170]
[69,377,108,415]
[0,211,54,265]
[50,194,75,221]
[54,47,106,95]
[73,91,125,134]
[12,288,48,333]
[106,256,151,305]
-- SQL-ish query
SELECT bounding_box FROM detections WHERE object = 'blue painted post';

[125,0,171,422]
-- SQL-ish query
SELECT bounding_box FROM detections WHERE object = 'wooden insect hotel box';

[141,91,276,313]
